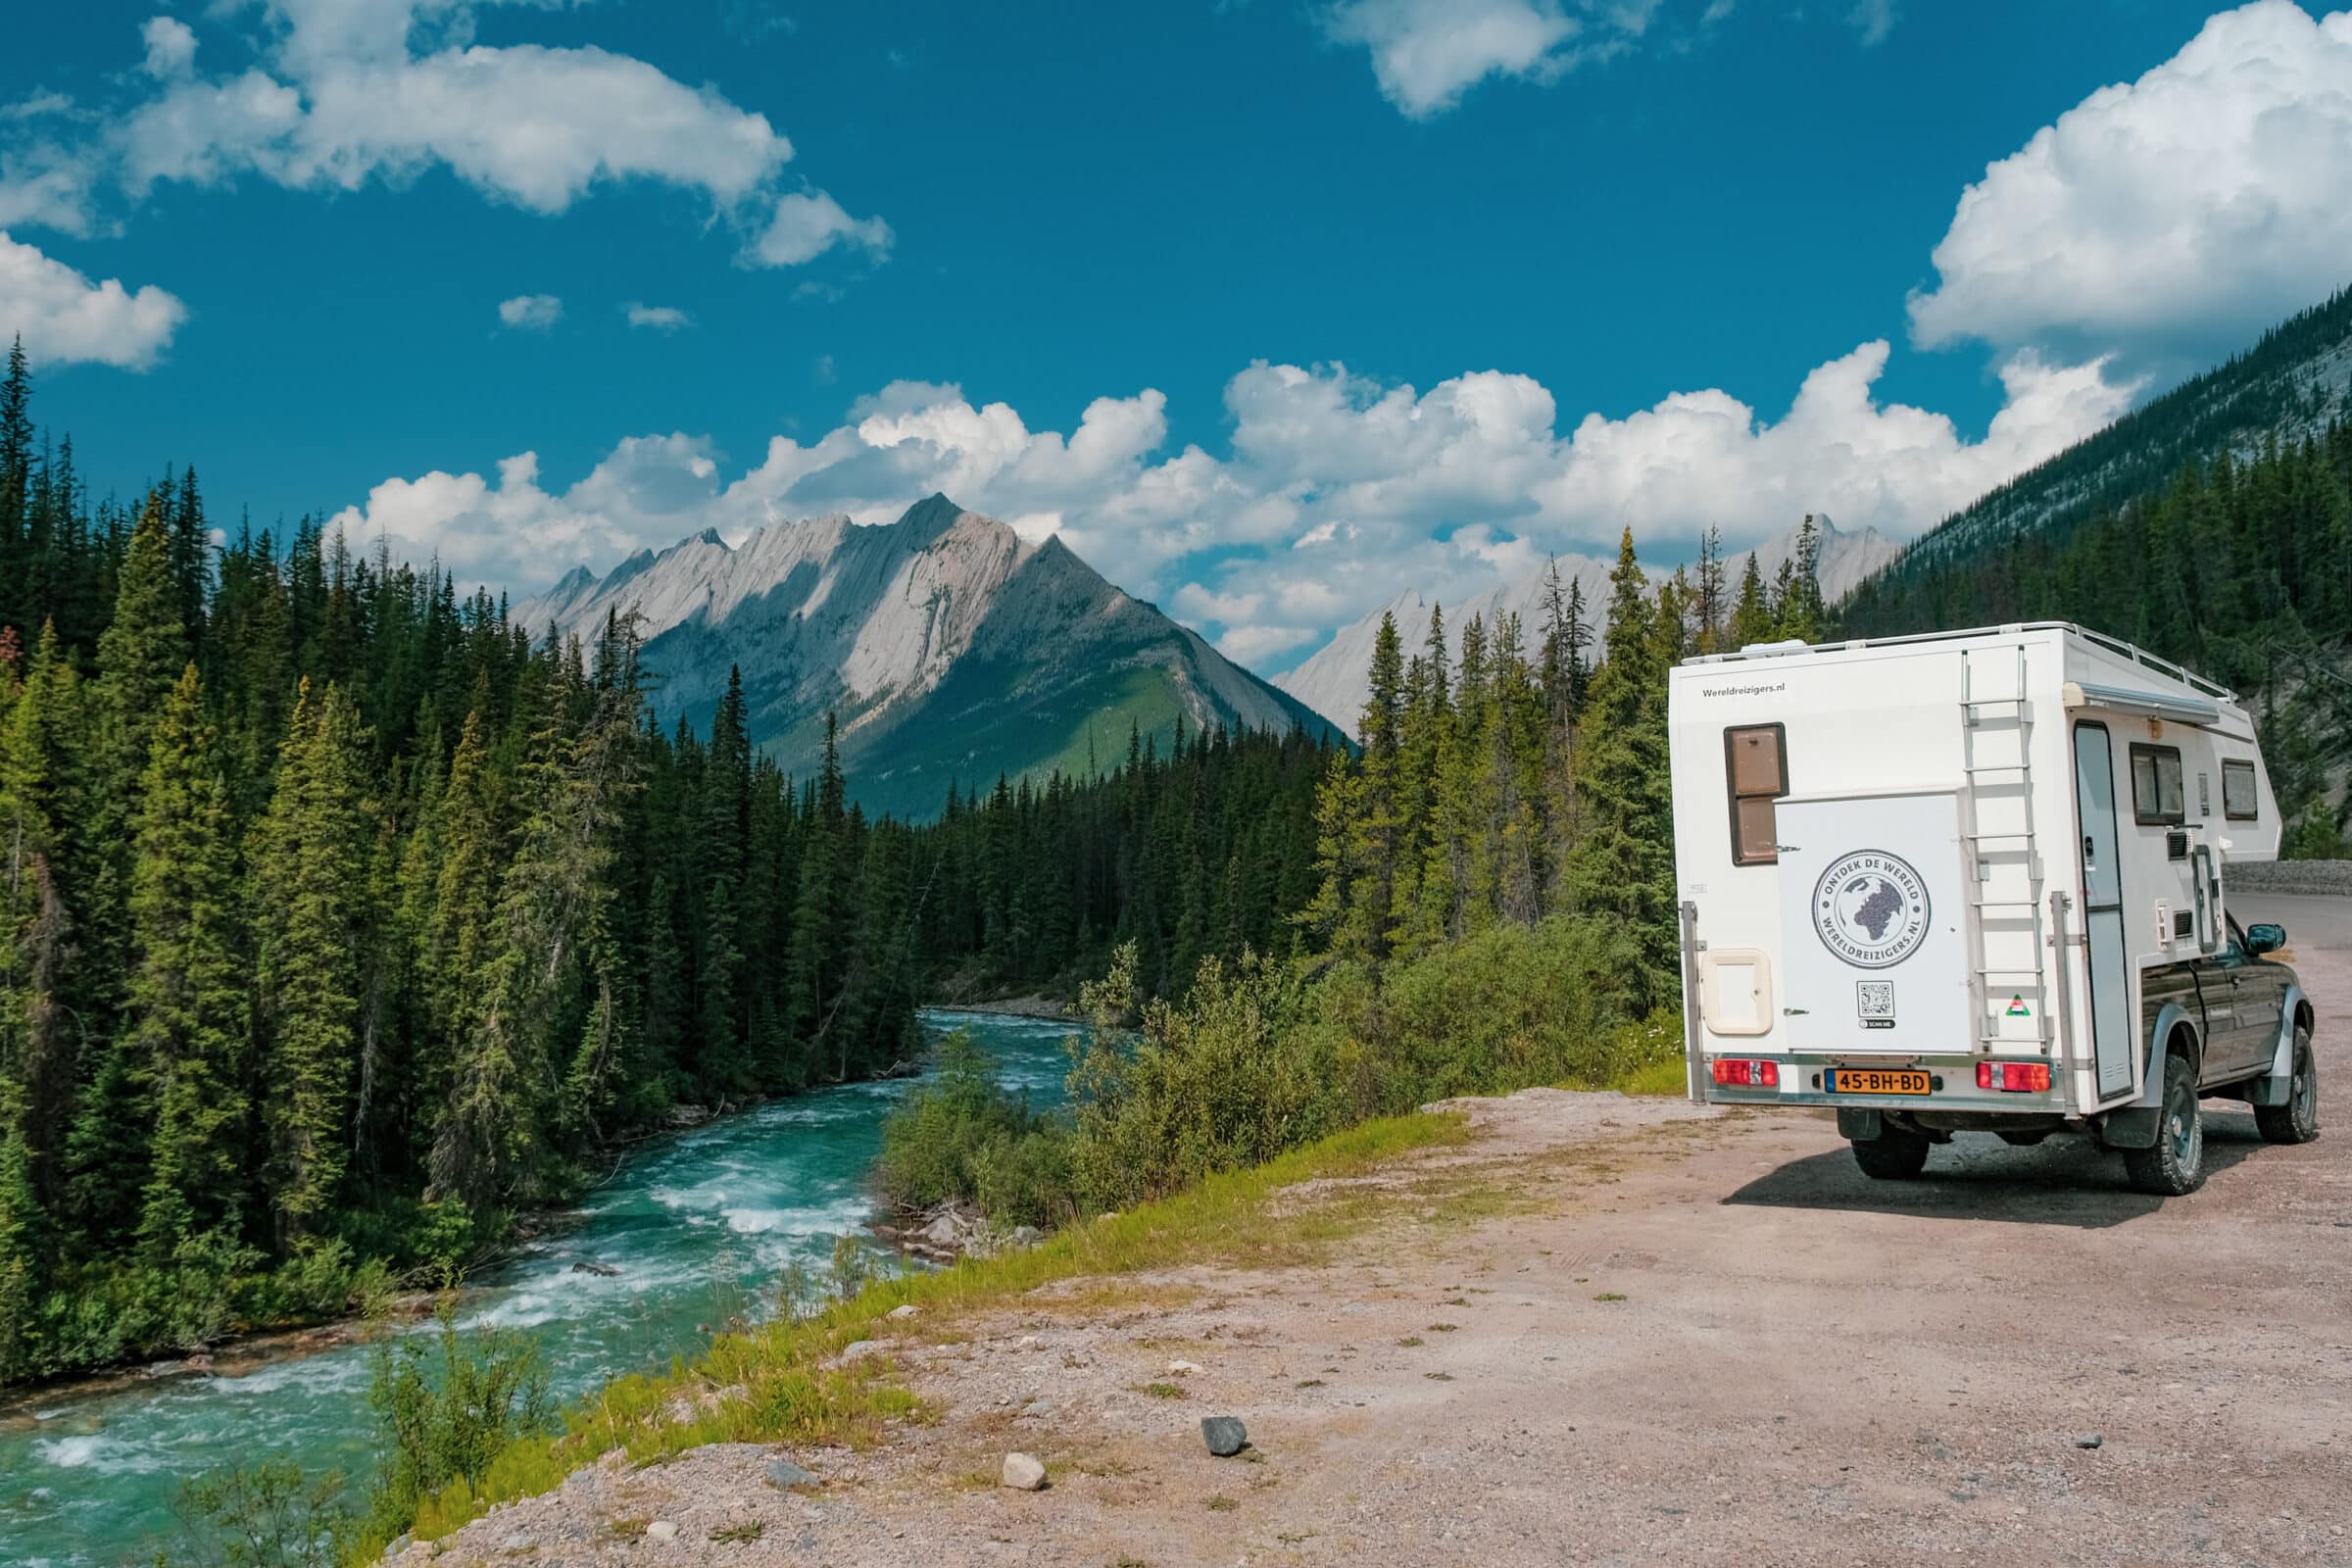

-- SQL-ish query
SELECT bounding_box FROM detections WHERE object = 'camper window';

[2223,759,2259,821]
[1725,724,1787,865]
[2130,744,2185,826]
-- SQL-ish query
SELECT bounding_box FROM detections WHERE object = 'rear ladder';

[1961,643,2052,1050]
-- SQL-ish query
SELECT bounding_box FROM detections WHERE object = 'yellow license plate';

[1826,1068,1931,1096]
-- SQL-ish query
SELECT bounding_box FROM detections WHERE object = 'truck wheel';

[1850,1125,1931,1180]
[2124,1052,2205,1196]
[2254,1025,2319,1146]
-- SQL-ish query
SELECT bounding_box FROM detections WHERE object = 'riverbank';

[926,995,1079,1021]
[0,1051,958,1408]
[384,1049,2352,1566]
[0,1011,1081,1568]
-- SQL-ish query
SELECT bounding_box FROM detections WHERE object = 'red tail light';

[1976,1060,2051,1093]
[1710,1058,1780,1088]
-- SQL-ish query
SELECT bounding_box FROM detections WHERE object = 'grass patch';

[1396,1336,1424,1348]
[1295,1378,1325,1389]
[368,1109,1468,1555]
[1593,1292,1627,1302]
[1426,1322,1457,1333]
[1139,1381,1186,1400]
[1618,1056,1691,1097]
[1205,1494,1239,1512]
[710,1521,764,1544]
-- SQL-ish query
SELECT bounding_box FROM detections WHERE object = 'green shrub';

[1063,945,1343,1211]
[872,1031,1072,1227]
[364,1298,556,1544]
[1331,914,1650,1105]
[164,1459,352,1568]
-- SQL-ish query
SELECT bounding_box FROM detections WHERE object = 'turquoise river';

[0,1008,1077,1568]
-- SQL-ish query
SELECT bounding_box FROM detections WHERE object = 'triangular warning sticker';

[2007,995,2032,1017]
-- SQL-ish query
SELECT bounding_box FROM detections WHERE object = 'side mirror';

[2246,923,2286,956]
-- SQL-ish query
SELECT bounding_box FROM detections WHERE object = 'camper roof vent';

[1737,638,1812,657]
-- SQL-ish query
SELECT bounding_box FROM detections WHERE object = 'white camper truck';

[1669,622,2320,1195]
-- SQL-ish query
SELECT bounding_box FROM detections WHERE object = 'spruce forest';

[1840,421,2352,855]
[0,342,1334,1385]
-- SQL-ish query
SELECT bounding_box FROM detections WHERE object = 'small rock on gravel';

[1001,1452,1048,1491]
[765,1458,819,1489]
[837,1340,886,1365]
[498,1533,533,1551]
[646,1520,679,1541]
[2074,1433,2103,1449]
[1167,1358,1202,1375]
[888,1303,919,1319]
[1201,1416,1249,1456]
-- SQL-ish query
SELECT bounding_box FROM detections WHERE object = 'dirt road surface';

[406,895,2350,1567]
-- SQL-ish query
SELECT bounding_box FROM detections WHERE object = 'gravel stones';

[1000,1452,1048,1491]
[1200,1416,1249,1456]
[765,1458,819,1489]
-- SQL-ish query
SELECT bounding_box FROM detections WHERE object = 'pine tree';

[0,625,83,1219]
[1728,553,1774,649]
[1565,530,1676,1001]
[96,493,190,784]
[0,338,29,638]
[1694,525,1726,652]
[127,665,249,1256]
[253,681,373,1250]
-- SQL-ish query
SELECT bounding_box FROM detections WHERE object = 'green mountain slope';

[1842,284,2352,630]
[513,496,1337,820]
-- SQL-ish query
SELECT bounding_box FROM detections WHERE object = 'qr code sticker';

[1856,982,1895,1020]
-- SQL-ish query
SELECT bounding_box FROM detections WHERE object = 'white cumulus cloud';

[1323,0,1589,118]
[752,189,894,268]
[497,292,561,330]
[625,302,692,331]
[332,343,2132,664]
[140,16,199,79]
[1910,1,2352,363]
[0,230,186,368]
[2,3,885,280]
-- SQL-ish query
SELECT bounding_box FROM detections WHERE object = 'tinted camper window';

[2223,759,2260,821]
[2131,744,2184,826]
[1725,724,1787,865]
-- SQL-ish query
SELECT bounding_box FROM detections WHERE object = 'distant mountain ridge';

[1854,284,2352,592]
[1278,514,1897,738]
[513,495,1334,819]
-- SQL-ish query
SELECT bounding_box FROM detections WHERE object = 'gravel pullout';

[389,899,2352,1567]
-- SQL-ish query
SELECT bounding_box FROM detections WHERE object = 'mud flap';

[2100,1107,2161,1150]
[2247,985,2306,1107]
[1836,1108,1884,1141]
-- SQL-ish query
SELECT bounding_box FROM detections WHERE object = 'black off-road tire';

[2124,1051,2205,1196]
[1850,1125,1932,1180]
[2254,1025,2319,1146]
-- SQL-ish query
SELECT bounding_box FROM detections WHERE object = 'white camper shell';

[1669,622,2318,1192]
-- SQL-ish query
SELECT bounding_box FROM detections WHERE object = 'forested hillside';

[1869,285,2352,576]
[0,340,1333,1385]
[1839,378,2352,856]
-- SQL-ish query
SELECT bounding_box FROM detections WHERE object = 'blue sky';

[6,1,2350,669]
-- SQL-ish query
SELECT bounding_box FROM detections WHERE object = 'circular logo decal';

[1810,850,1932,970]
